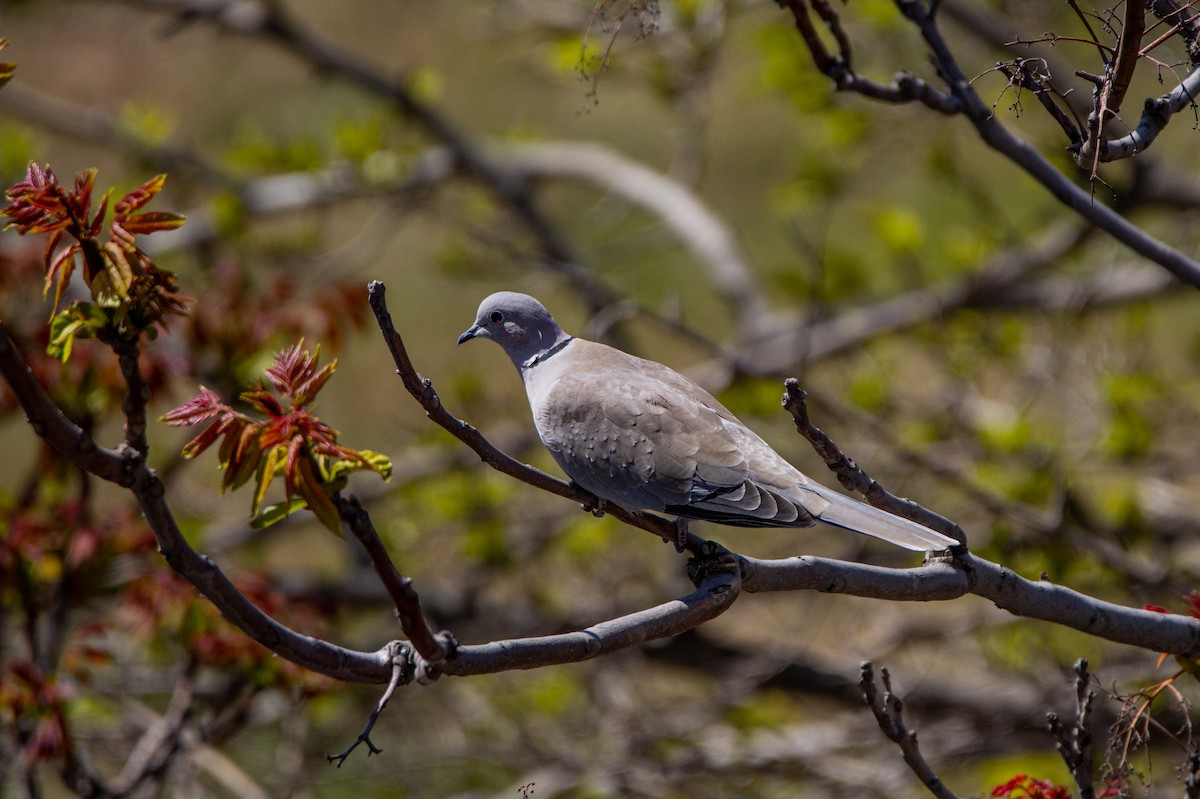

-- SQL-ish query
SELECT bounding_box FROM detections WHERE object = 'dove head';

[457,292,573,371]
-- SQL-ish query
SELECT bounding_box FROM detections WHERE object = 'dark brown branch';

[898,0,1200,288]
[335,494,450,664]
[366,280,702,553]
[782,380,966,546]
[113,336,149,456]
[1047,658,1097,799]
[1108,0,1146,115]
[0,322,130,485]
[0,319,396,684]
[860,662,960,799]
[781,0,960,113]
[997,60,1083,145]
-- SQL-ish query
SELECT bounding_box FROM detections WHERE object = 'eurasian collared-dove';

[458,291,957,552]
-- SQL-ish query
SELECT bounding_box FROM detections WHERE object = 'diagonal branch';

[366,280,701,552]
[782,380,966,545]
[335,494,450,664]
[0,319,396,684]
[860,661,961,799]
[783,0,1200,288]
[114,0,614,313]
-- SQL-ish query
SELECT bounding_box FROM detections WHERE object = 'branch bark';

[784,0,1200,289]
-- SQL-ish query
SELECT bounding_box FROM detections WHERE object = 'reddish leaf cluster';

[991,775,1071,799]
[991,774,1123,799]
[2,164,188,357]
[161,341,391,534]
[0,661,69,763]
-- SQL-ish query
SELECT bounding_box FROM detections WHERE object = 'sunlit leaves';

[1,164,188,360]
[161,342,392,536]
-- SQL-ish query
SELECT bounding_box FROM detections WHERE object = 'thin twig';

[366,280,701,552]
[327,641,410,767]
[781,380,966,546]
[335,494,450,665]
[1047,658,1097,799]
[860,662,961,799]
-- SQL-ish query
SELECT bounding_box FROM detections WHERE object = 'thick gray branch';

[739,553,1200,656]
[1098,66,1200,161]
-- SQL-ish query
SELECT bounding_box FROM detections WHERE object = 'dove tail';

[804,484,958,551]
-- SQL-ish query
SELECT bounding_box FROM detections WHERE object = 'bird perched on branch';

[458,291,957,553]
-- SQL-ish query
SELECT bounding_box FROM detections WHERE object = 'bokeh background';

[3,1,1200,796]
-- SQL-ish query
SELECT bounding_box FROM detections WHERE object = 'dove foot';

[686,540,739,587]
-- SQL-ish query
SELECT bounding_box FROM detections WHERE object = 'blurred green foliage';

[3,0,1200,796]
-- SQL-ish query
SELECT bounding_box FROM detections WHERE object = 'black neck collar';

[523,337,574,369]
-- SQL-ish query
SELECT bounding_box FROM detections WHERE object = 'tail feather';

[803,484,957,551]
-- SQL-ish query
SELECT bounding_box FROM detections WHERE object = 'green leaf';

[47,303,106,362]
[250,496,308,530]
[325,449,393,483]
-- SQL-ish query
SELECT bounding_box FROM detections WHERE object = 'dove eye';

[490,311,504,324]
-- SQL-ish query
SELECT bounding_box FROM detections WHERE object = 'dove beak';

[457,324,482,346]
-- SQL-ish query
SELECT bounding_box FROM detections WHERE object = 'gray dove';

[458,291,957,553]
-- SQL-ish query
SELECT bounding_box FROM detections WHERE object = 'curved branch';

[1098,66,1200,161]
[440,545,741,675]
[0,320,394,683]
[785,0,1200,288]
[897,0,1200,288]
[504,141,771,344]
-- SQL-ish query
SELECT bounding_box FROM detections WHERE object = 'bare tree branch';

[740,553,1200,655]
[503,141,772,344]
[860,661,961,799]
[0,320,396,684]
[782,380,966,545]
[335,494,450,665]
[784,0,1200,289]
[1048,658,1098,799]
[1097,66,1200,161]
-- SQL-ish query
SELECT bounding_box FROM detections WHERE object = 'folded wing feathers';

[528,338,957,551]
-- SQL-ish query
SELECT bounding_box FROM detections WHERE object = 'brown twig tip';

[782,379,968,547]
[1048,658,1097,797]
[860,660,961,799]
[335,493,448,663]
